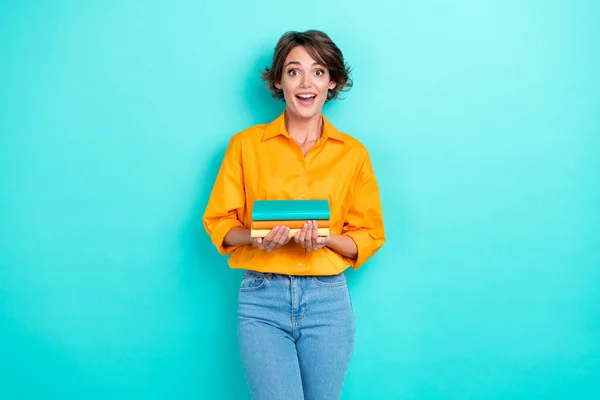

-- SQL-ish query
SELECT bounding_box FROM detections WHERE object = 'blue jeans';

[237,271,355,400]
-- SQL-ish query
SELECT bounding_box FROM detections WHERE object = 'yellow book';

[250,228,330,238]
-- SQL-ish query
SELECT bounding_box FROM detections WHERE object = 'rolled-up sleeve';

[341,152,385,269]
[202,136,246,255]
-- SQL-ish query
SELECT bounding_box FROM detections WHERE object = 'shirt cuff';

[211,219,245,255]
[342,229,372,270]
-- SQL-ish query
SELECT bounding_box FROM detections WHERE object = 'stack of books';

[250,199,331,238]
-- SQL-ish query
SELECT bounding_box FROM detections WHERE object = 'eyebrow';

[284,61,323,68]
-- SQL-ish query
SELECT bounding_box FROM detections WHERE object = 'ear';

[328,81,337,90]
[274,82,282,90]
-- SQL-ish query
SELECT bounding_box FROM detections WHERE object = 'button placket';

[300,160,309,199]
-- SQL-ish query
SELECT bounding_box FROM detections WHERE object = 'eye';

[315,69,325,76]
[287,69,299,76]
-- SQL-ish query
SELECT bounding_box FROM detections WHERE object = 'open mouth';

[295,93,317,106]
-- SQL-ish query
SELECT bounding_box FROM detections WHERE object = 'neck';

[284,110,323,144]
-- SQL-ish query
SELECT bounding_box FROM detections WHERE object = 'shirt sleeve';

[202,135,246,255]
[341,151,386,269]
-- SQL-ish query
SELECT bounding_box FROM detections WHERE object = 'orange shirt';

[202,111,385,275]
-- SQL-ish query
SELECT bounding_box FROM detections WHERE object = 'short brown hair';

[261,30,353,102]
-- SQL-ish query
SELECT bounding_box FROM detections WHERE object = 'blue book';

[252,199,330,221]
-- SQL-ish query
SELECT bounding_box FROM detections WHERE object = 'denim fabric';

[237,271,355,400]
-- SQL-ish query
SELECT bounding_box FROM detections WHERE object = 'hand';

[294,220,330,252]
[251,226,291,252]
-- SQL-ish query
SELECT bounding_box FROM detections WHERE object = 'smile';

[295,93,317,106]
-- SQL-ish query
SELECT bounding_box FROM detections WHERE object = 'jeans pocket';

[312,272,347,287]
[239,271,268,292]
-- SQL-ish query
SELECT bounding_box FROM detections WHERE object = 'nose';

[299,73,311,88]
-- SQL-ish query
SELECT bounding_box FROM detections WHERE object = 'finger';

[304,221,315,251]
[276,227,292,248]
[303,221,312,251]
[264,227,279,252]
[297,222,308,245]
[310,220,319,250]
[262,226,279,250]
[274,227,290,246]
[267,226,287,251]
[264,226,279,241]
[283,227,292,244]
[274,226,289,243]
[303,223,313,249]
[316,231,330,246]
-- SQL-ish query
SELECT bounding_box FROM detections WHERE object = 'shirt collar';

[261,111,344,142]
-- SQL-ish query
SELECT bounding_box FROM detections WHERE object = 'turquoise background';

[1,0,599,398]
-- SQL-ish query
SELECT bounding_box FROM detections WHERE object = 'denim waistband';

[245,270,344,280]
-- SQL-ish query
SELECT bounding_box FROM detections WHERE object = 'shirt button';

[300,193,306,199]
[298,263,303,268]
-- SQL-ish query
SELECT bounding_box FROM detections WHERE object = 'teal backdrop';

[1,1,599,399]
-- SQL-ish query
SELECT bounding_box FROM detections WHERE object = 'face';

[275,46,337,120]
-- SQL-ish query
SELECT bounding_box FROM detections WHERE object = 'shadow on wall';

[183,50,284,287]
[181,48,285,300]
[246,51,286,124]
[178,145,254,397]
[176,51,284,395]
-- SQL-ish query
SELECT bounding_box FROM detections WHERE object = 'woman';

[203,30,385,400]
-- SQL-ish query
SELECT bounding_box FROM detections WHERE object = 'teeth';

[298,94,316,99]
